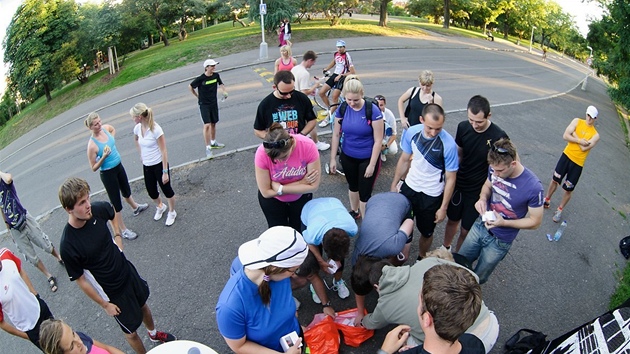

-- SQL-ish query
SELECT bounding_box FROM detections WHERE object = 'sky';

[0,0,605,96]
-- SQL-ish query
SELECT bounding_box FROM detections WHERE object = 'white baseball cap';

[586,105,598,119]
[204,59,219,68]
[238,226,308,270]
[336,40,346,47]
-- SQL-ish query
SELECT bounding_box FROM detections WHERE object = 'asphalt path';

[2,33,629,354]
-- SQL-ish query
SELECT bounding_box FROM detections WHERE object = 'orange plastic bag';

[334,308,374,347]
[304,314,340,354]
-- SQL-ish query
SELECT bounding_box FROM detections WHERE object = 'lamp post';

[259,0,268,60]
[587,45,593,58]
[529,25,536,53]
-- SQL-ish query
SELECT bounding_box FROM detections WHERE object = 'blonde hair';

[426,248,455,261]
[280,45,292,57]
[84,112,100,128]
[39,319,65,354]
[419,70,434,86]
[129,102,155,131]
[59,177,90,210]
[341,74,363,96]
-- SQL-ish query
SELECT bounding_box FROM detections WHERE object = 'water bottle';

[553,221,567,241]
[188,348,201,354]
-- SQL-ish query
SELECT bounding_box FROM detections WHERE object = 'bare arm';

[0,319,28,340]
[391,152,412,191]
[433,92,444,108]
[103,124,115,137]
[156,135,170,184]
[255,166,277,198]
[220,83,227,96]
[301,119,317,136]
[18,267,37,296]
[474,179,493,215]
[87,140,109,172]
[397,88,413,128]
[581,132,600,151]
[254,129,267,139]
[365,119,385,178]
[323,59,336,72]
[189,84,198,98]
[0,171,12,184]
[491,205,543,230]
[328,117,342,174]
[225,336,300,354]
[271,159,321,195]
[435,171,457,223]
[274,58,280,74]
[76,274,120,316]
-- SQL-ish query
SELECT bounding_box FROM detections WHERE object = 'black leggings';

[258,192,312,231]
[340,151,381,202]
[100,163,132,212]
[143,162,175,200]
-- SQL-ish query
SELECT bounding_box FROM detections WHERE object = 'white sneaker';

[333,279,350,299]
[165,211,177,226]
[121,229,138,240]
[309,284,322,304]
[154,204,168,221]
[438,244,451,252]
[316,141,330,151]
[318,119,330,128]
[133,203,149,216]
[205,146,213,159]
[380,153,387,162]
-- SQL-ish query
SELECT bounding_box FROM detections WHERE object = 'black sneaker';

[149,330,176,343]
[349,210,360,220]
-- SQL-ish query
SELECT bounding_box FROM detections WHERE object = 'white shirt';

[134,122,165,166]
[382,108,397,137]
[0,248,40,332]
[291,64,310,93]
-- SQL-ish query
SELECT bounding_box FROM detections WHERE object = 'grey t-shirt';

[352,192,412,265]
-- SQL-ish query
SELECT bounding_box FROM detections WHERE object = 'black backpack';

[338,97,375,127]
[505,328,548,354]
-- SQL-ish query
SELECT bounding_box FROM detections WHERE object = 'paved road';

[2,32,628,354]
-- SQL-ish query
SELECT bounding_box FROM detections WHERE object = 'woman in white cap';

[216,226,309,353]
[255,122,321,231]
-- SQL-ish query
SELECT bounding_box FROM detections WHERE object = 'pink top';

[255,134,319,202]
[89,344,109,354]
[278,57,295,71]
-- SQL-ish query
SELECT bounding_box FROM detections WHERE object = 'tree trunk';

[443,0,450,29]
[378,0,389,27]
[44,83,52,102]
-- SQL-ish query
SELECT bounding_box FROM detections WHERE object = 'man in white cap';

[544,105,600,222]
[189,59,228,158]
[217,226,308,353]
[318,39,355,121]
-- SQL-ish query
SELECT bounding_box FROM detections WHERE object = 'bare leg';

[166,196,176,213]
[50,247,62,262]
[141,304,156,331]
[349,191,360,214]
[319,85,331,108]
[559,190,573,210]
[309,130,320,143]
[419,235,433,258]
[443,218,460,248]
[210,123,217,141]
[203,123,212,146]
[114,212,127,234]
[153,196,163,208]
[330,89,341,115]
[454,228,470,253]
[359,201,367,220]
[35,260,53,278]
[123,196,139,210]
[124,332,146,354]
[309,274,329,304]
[546,180,559,200]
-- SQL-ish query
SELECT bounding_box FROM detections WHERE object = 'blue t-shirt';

[301,198,358,245]
[352,192,412,265]
[336,102,383,159]
[485,167,544,243]
[217,258,300,352]
[401,124,458,197]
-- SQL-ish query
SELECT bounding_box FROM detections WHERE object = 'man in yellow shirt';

[544,105,600,222]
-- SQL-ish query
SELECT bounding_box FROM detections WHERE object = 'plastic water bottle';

[188,347,201,354]
[553,221,567,241]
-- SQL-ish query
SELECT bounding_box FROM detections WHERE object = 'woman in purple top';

[329,75,384,219]
[255,122,321,231]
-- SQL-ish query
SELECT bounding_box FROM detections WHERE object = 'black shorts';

[552,153,583,191]
[400,182,442,238]
[324,74,339,89]
[446,189,480,231]
[199,104,219,124]
[26,295,54,350]
[110,262,150,334]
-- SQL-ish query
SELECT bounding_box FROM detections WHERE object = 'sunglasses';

[374,95,385,101]
[263,138,290,149]
[277,87,294,96]
[242,230,307,268]
[492,145,510,155]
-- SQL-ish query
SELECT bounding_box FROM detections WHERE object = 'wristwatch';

[322,301,331,308]
[276,185,283,196]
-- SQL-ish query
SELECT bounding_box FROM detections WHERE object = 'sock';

[148,328,157,336]
[206,145,211,149]
[211,140,216,145]
[557,206,563,211]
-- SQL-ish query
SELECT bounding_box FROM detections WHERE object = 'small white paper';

[280,331,301,352]
[482,211,496,222]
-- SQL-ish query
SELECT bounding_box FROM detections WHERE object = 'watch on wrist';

[322,301,331,308]
[277,185,283,196]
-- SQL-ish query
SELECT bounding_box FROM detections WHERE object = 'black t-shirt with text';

[60,201,131,297]
[254,91,316,135]
[190,72,223,106]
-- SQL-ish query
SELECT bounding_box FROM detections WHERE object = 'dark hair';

[322,228,350,261]
[303,50,317,62]
[368,260,391,287]
[274,70,295,86]
[374,95,386,104]
[259,265,290,305]
[487,137,517,166]
[467,95,490,118]
[422,103,445,122]
[422,264,482,343]
[351,255,381,296]
[263,123,293,162]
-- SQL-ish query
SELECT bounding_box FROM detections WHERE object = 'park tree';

[171,0,207,40]
[73,1,122,66]
[247,0,294,32]
[408,0,443,24]
[3,0,79,102]
[118,0,155,52]
[132,0,180,46]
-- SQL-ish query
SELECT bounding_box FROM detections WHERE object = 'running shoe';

[133,203,149,216]
[318,119,330,128]
[205,146,213,159]
[316,141,330,151]
[309,284,321,304]
[380,153,387,162]
[154,204,168,221]
[210,141,225,149]
[165,211,177,226]
[349,210,360,220]
[332,279,350,299]
[121,229,138,240]
[148,330,176,343]
[438,245,451,252]
[552,209,562,223]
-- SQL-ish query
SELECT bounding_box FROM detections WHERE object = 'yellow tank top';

[563,119,597,166]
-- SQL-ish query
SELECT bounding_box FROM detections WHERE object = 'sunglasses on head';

[374,95,385,101]
[263,138,290,149]
[492,145,510,154]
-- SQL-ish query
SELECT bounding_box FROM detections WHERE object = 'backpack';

[504,328,548,354]
[338,97,375,127]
